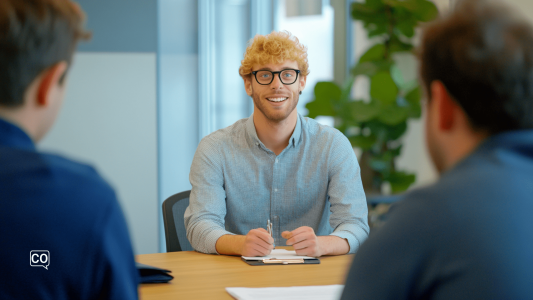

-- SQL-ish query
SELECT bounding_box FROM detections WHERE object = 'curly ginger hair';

[239,31,309,77]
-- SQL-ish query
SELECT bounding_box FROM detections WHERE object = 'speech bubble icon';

[30,250,50,270]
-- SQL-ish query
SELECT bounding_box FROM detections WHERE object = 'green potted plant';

[306,0,438,195]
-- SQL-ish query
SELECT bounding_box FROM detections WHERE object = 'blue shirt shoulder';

[0,118,139,300]
[341,130,533,300]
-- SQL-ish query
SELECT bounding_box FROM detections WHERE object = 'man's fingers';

[250,228,274,244]
[250,235,273,249]
[290,226,314,236]
[281,231,292,239]
[251,244,271,256]
[286,231,311,245]
[244,244,271,257]
[252,230,274,244]
[243,235,274,257]
[292,239,314,250]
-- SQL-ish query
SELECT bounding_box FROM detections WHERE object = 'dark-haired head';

[0,0,90,107]
[420,0,533,135]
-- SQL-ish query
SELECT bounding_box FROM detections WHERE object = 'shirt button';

[275,159,278,163]
[274,189,278,192]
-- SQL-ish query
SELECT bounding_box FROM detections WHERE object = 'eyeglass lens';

[255,70,298,85]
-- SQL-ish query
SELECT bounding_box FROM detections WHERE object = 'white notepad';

[226,284,345,300]
[241,249,316,260]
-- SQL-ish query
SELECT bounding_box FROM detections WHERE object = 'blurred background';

[38,0,531,254]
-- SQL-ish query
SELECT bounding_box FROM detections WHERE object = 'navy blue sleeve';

[92,198,139,300]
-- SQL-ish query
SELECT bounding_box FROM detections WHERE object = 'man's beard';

[251,90,299,123]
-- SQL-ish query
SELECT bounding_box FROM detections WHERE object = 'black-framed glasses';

[251,69,301,85]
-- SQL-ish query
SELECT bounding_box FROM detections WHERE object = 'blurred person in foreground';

[185,31,369,257]
[0,1,138,299]
[342,0,533,299]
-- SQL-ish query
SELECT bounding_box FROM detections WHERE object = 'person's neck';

[0,107,37,142]
[442,130,489,172]
[253,110,298,156]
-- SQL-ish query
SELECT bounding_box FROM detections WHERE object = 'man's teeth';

[267,97,288,102]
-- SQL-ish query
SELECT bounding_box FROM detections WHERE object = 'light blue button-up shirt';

[184,114,369,254]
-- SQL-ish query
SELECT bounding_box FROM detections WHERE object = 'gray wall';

[77,0,157,53]
[39,1,159,254]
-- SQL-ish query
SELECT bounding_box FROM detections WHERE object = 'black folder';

[241,257,320,266]
[136,262,174,283]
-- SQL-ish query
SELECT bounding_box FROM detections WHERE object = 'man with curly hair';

[185,31,369,257]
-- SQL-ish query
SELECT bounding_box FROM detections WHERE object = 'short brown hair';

[0,0,90,107]
[239,31,309,77]
[420,0,533,134]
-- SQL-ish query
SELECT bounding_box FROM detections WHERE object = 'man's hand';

[240,228,274,257]
[282,226,351,257]
[215,228,274,256]
[282,226,323,257]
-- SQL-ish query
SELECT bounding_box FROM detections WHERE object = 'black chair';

[162,190,194,252]
[367,194,403,230]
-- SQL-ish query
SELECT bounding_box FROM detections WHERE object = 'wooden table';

[137,248,354,300]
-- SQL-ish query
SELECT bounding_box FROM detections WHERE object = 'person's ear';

[298,75,307,94]
[430,80,456,131]
[244,75,253,97]
[36,61,68,107]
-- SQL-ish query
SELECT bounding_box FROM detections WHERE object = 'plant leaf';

[359,44,385,63]
[306,100,335,118]
[390,145,403,157]
[349,135,377,150]
[305,81,341,118]
[405,86,422,118]
[390,65,404,87]
[377,105,410,125]
[396,20,415,37]
[350,100,380,122]
[368,23,388,37]
[352,62,379,77]
[341,76,356,102]
[370,71,398,105]
[385,121,407,140]
[405,86,421,104]
[386,171,416,193]
[389,36,414,53]
[413,0,439,22]
[315,81,342,102]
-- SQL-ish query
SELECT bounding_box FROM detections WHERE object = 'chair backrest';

[162,190,194,252]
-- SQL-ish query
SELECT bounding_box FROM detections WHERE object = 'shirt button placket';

[272,155,279,242]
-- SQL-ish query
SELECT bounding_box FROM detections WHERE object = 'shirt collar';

[0,118,36,151]
[475,129,533,155]
[291,114,302,147]
[246,113,303,149]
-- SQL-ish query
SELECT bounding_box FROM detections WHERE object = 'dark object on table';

[136,262,174,283]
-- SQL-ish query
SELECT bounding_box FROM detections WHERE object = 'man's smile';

[266,97,288,103]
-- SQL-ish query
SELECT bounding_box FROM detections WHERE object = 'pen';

[267,219,275,249]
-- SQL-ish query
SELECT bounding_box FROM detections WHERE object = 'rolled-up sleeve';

[184,136,234,254]
[327,132,370,253]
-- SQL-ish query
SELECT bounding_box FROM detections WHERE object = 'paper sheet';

[226,285,344,300]
[241,249,315,260]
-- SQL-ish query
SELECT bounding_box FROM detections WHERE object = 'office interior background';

[38,0,533,255]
